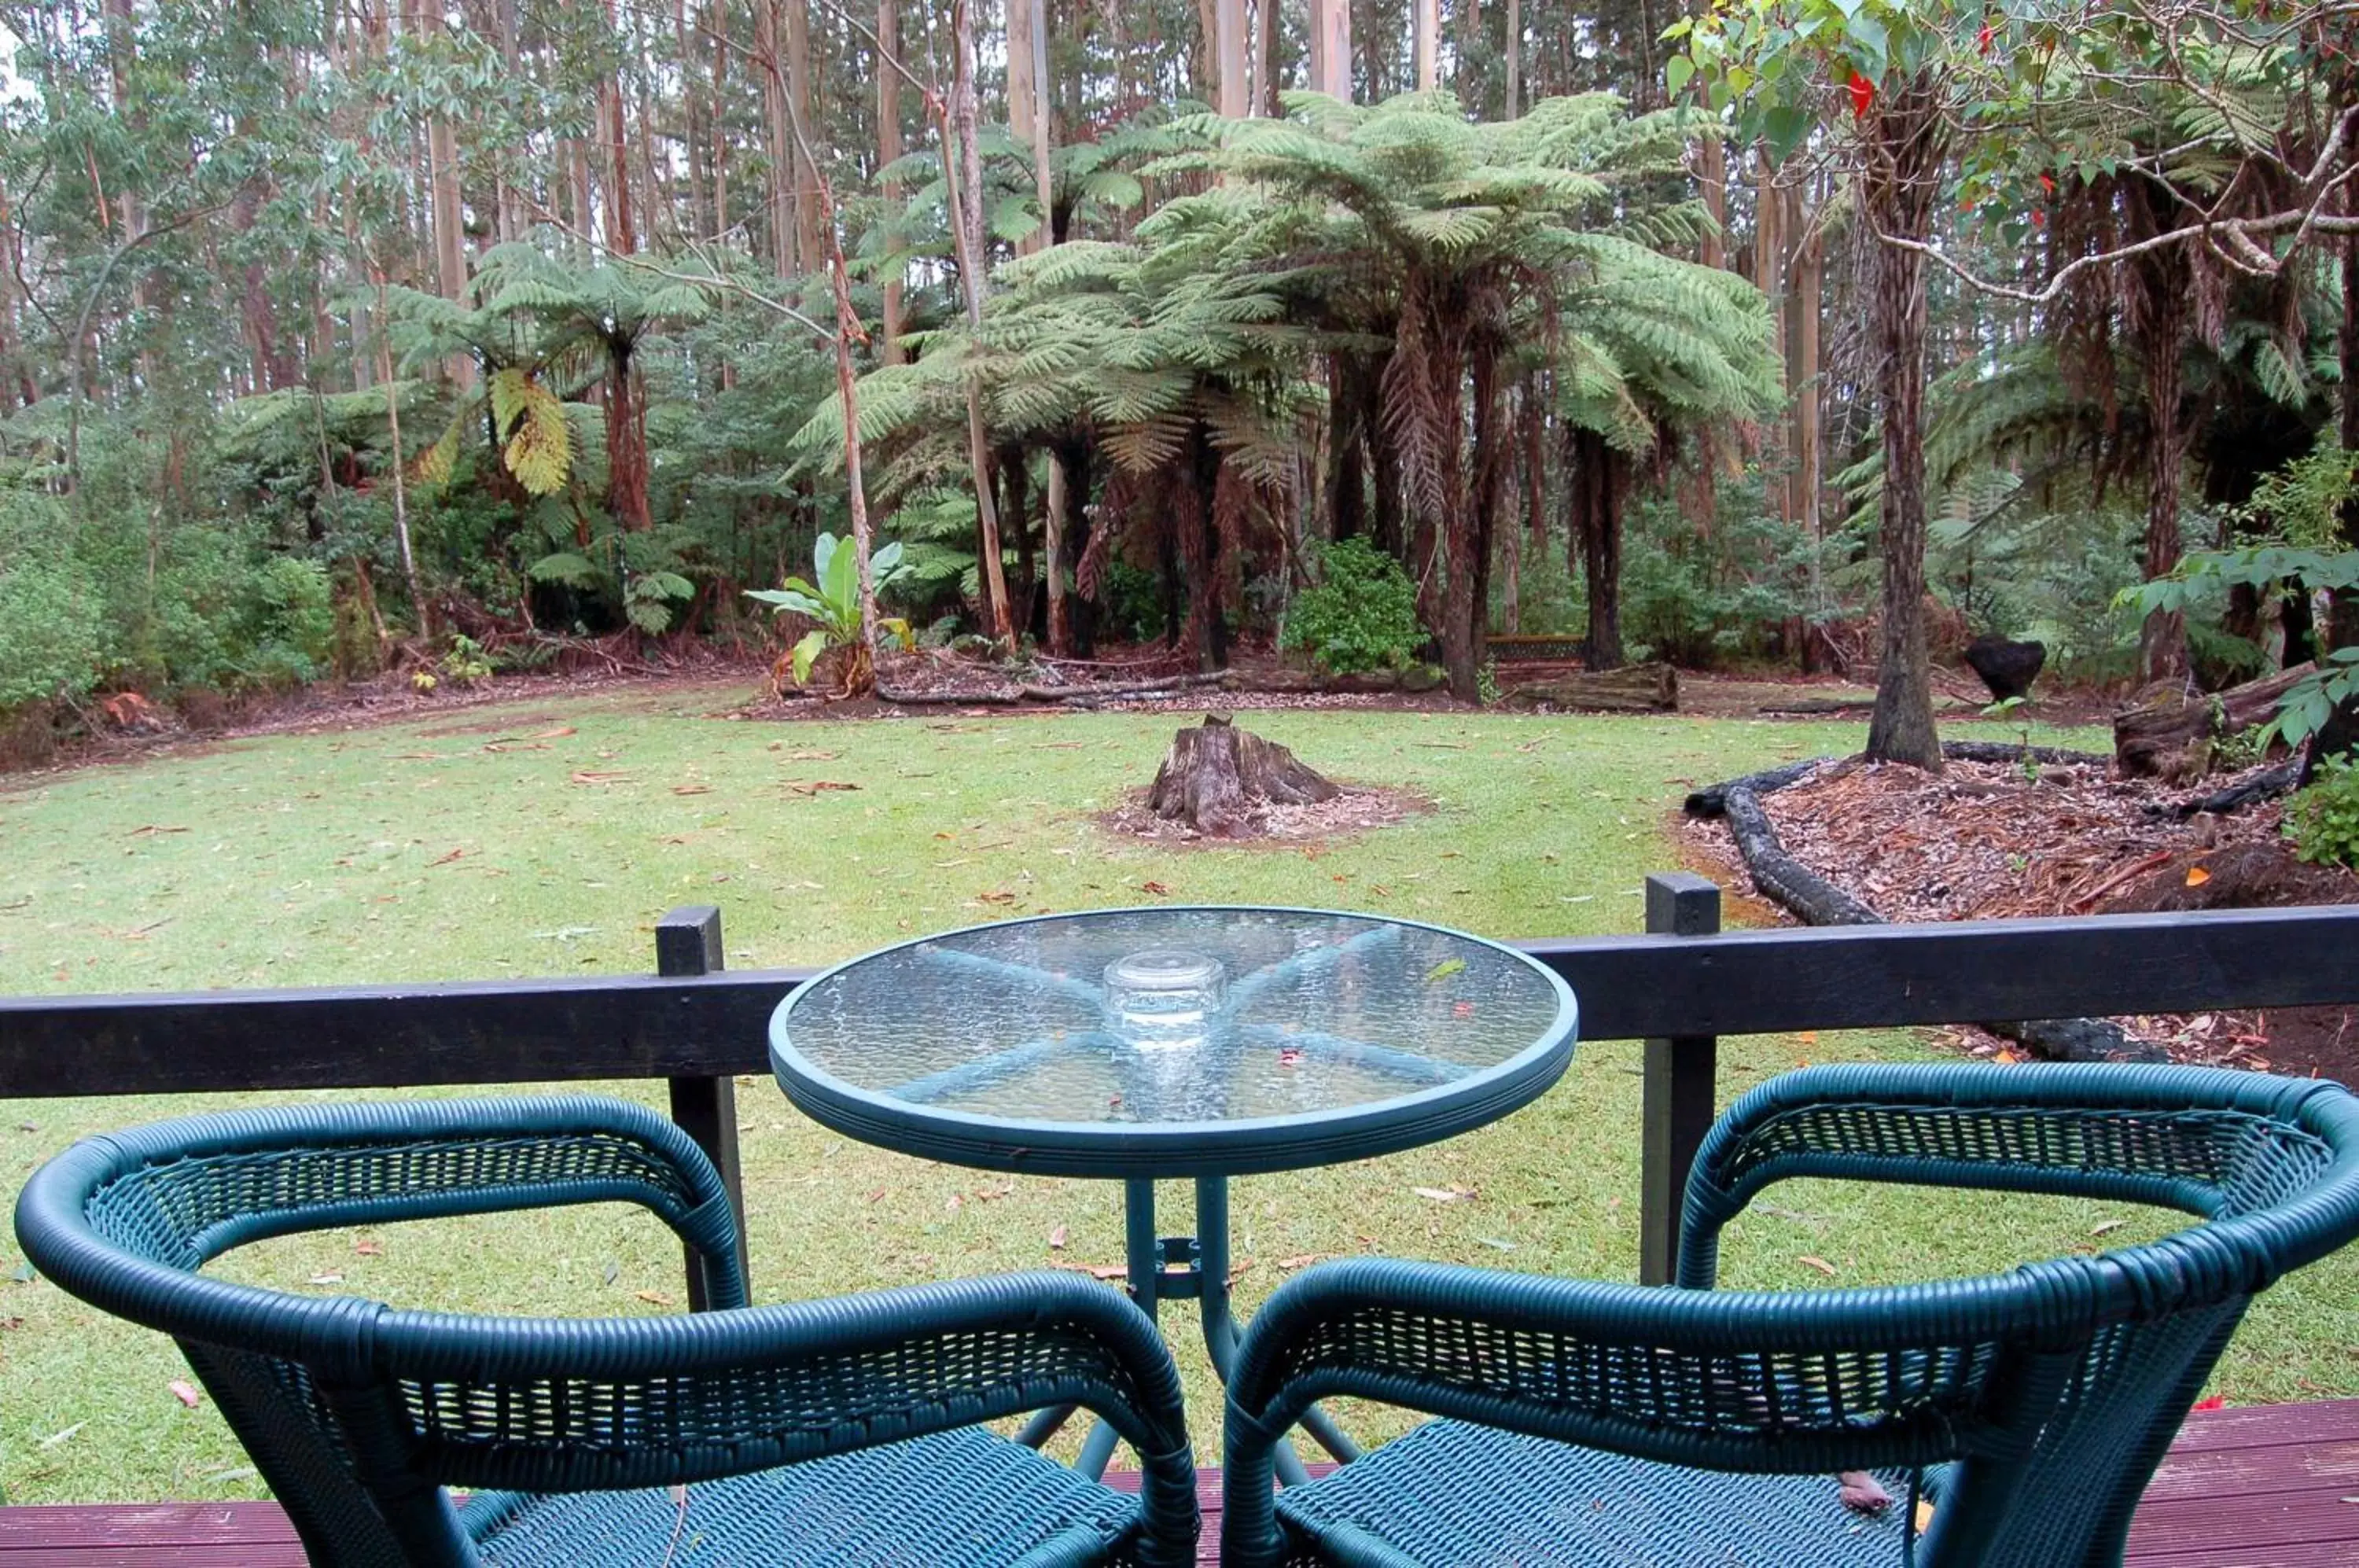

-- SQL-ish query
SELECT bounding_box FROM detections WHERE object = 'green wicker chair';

[1221,1062,2359,1568]
[14,1095,1198,1568]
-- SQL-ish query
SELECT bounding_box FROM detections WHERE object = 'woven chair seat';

[468,1427,1141,1567]
[1274,1421,1914,1568]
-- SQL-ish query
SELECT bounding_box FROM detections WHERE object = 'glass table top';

[770,907,1577,1177]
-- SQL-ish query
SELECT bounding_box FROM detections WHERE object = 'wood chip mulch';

[1678,755,2359,1077]
[1750,756,2299,922]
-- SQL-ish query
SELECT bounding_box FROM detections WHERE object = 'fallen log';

[2157,760,2304,820]
[876,671,1229,706]
[1694,771,2165,1065]
[2113,664,2315,778]
[1501,662,1678,712]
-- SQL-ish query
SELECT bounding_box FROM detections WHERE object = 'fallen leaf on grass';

[1798,1255,1839,1278]
[784,748,838,760]
[1140,880,1172,896]
[355,1239,385,1257]
[782,779,860,796]
[1413,1186,1475,1203]
[392,752,444,761]
[127,824,190,837]
[635,1290,675,1307]
[865,1187,888,1203]
[671,784,712,797]
[428,847,466,867]
[976,890,1018,905]
[570,771,631,785]
[1051,1261,1130,1282]
[168,1380,204,1409]
[39,1423,85,1448]
[309,1272,344,1286]
[1049,1225,1069,1250]
[2089,1220,2127,1238]
[1277,1253,1331,1271]
[527,726,577,739]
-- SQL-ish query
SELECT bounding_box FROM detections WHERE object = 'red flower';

[1978,22,1994,53]
[1848,71,1875,120]
[2191,1395,2228,1412]
[2039,171,2056,195]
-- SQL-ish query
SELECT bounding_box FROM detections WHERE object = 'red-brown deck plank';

[4,1401,2353,1566]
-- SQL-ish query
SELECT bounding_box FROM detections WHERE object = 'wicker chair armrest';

[366,1269,1198,1567]
[1217,1255,2091,1568]
[16,1095,749,1320]
[1675,1062,2359,1289]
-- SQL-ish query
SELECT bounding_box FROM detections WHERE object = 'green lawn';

[2,686,2351,1504]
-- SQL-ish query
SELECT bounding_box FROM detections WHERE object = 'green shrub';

[0,561,108,711]
[2284,755,2359,870]
[1281,536,1423,675]
[250,557,337,685]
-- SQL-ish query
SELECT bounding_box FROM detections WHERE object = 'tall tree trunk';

[754,0,796,277]
[878,0,905,364]
[787,0,820,271]
[948,0,1015,638]
[2337,211,2359,650]
[1469,349,1506,660]
[1570,427,1626,670]
[415,2,473,385]
[1414,0,1439,91]
[2139,315,2191,681]
[1310,0,1350,98]
[1698,136,1727,270]
[710,0,731,252]
[1503,0,1520,116]
[1754,148,1789,528]
[1790,177,1822,543]
[1216,0,1249,114]
[1327,357,1367,539]
[1256,0,1280,115]
[601,0,638,257]
[1010,0,1069,650]
[1860,79,1945,771]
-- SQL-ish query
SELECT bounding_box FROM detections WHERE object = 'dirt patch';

[414,709,576,738]
[1098,784,1430,846]
[2100,840,2359,915]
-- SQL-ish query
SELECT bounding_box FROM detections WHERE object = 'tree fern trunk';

[1860,76,1944,771]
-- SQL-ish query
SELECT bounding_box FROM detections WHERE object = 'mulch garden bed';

[1681,754,2359,1082]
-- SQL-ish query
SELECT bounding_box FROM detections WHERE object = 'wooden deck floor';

[4,1398,2353,1565]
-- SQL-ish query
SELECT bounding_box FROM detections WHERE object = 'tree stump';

[2114,663,2314,778]
[1500,662,1679,712]
[1148,715,1338,837]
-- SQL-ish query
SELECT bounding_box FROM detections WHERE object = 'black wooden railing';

[5,880,2356,1287]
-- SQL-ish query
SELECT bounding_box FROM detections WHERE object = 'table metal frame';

[770,907,1578,1485]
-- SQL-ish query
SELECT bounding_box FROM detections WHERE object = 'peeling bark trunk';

[1860,78,1945,771]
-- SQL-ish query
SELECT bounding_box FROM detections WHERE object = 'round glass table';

[770,906,1578,1478]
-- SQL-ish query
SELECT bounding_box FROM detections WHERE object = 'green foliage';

[2284,756,2359,871]
[439,634,493,686]
[1617,477,1849,667]
[745,532,915,685]
[0,558,107,712]
[1279,537,1424,675]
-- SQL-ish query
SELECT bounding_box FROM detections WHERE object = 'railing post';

[657,905,749,1310]
[1639,872,1720,1287]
